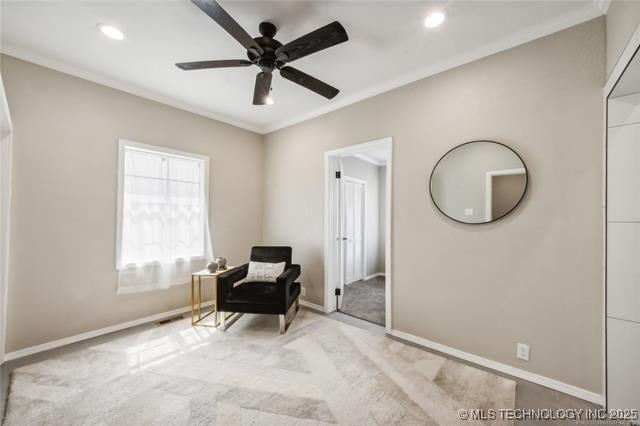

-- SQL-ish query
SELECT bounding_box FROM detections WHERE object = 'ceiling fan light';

[424,11,446,29]
[97,24,125,40]
[266,97,274,105]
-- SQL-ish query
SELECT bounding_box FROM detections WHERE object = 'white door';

[342,177,365,284]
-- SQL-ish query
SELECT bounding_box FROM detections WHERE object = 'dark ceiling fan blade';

[175,59,252,70]
[280,66,339,99]
[276,21,348,63]
[253,72,272,105]
[191,0,264,55]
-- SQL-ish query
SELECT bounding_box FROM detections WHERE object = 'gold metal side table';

[191,267,234,327]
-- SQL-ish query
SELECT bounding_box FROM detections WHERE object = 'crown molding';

[0,45,264,134]
[1,3,604,136]
[262,4,605,133]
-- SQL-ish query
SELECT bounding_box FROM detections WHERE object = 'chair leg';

[220,311,226,331]
[280,297,300,335]
[221,312,243,331]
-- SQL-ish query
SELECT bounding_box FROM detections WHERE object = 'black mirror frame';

[429,140,529,225]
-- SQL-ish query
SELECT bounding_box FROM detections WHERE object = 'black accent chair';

[216,246,301,334]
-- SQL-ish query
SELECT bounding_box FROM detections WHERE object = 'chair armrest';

[217,263,249,301]
[277,264,301,284]
[276,264,301,299]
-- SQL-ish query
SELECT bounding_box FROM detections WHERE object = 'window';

[116,140,211,294]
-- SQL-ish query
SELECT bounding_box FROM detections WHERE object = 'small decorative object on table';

[207,261,219,273]
[215,257,227,270]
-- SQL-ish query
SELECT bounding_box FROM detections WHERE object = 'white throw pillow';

[245,261,286,283]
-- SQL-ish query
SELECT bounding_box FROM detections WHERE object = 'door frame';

[341,175,367,285]
[484,168,526,221]
[324,137,393,332]
[0,73,14,364]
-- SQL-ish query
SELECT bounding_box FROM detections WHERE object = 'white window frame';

[115,139,210,269]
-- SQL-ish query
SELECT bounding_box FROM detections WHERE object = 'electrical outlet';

[516,343,530,361]
[301,287,306,297]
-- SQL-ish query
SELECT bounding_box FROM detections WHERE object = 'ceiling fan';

[176,0,349,105]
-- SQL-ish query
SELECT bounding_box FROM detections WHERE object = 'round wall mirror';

[429,141,528,224]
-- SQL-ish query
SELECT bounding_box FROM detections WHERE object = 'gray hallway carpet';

[4,310,516,425]
[340,276,386,325]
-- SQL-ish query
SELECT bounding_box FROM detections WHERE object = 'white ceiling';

[1,1,606,134]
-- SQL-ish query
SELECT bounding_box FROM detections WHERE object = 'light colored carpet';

[4,310,515,425]
[341,276,385,325]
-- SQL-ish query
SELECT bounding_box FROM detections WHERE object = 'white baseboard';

[5,301,602,406]
[389,329,604,406]
[299,299,326,313]
[4,301,214,362]
[363,272,385,280]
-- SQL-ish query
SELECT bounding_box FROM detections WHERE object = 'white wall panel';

[607,318,640,410]
[608,124,640,222]
[608,223,640,323]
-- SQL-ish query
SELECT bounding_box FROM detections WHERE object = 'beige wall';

[263,18,605,393]
[606,0,640,77]
[1,55,264,352]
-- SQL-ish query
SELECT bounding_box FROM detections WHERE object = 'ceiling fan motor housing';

[248,22,282,72]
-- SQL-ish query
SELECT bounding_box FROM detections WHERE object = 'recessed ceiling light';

[266,97,274,105]
[424,11,446,29]
[97,24,125,41]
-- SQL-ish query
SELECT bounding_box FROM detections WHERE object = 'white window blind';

[116,140,213,294]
